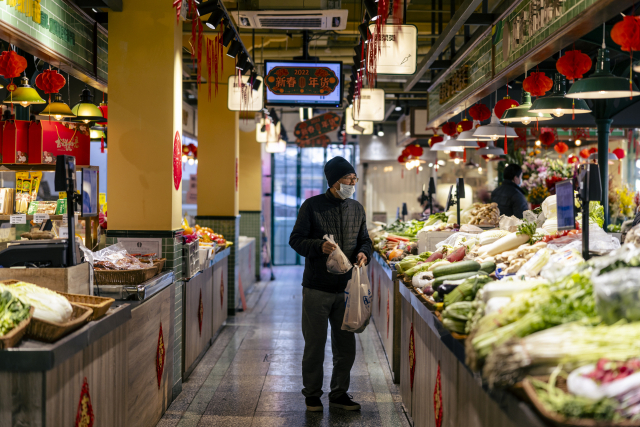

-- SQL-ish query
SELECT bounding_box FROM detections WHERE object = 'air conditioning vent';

[237,10,348,30]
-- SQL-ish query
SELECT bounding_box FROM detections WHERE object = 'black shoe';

[329,393,361,411]
[305,396,323,412]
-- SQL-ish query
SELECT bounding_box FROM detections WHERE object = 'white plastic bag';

[342,266,372,333]
[324,234,353,274]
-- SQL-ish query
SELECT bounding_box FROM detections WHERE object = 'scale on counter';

[577,163,602,260]
[420,177,437,215]
[445,178,465,225]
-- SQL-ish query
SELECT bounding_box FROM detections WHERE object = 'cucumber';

[432,260,481,278]
[480,261,496,274]
[433,271,487,289]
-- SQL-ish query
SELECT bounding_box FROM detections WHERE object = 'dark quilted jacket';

[289,189,373,293]
[491,180,529,219]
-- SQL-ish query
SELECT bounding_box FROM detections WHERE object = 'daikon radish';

[477,232,530,257]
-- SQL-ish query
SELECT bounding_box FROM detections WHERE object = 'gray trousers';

[301,287,356,400]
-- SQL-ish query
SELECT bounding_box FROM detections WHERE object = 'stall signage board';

[265,66,339,96]
[297,134,330,148]
[116,238,162,257]
[353,89,385,122]
[345,106,373,135]
[294,112,341,141]
[33,213,49,223]
[367,24,418,75]
[227,75,264,112]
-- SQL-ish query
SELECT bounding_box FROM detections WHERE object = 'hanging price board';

[10,214,26,224]
[265,67,339,96]
[227,75,264,112]
[367,24,418,75]
[345,106,373,135]
[353,89,385,122]
[294,113,341,141]
[33,213,50,223]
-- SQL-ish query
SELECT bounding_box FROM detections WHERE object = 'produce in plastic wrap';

[540,247,584,282]
[7,282,72,323]
[499,215,522,232]
[478,229,509,246]
[323,234,353,274]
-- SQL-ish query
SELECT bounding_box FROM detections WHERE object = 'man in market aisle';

[289,156,373,413]
[491,163,529,219]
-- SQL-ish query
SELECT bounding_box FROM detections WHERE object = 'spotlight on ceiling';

[205,8,225,29]
[236,52,248,70]
[222,26,234,47]
[250,72,262,91]
[364,0,378,19]
[196,0,219,16]
[226,39,241,58]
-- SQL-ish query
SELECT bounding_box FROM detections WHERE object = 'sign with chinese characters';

[228,75,264,111]
[439,66,468,104]
[409,323,416,391]
[75,377,94,427]
[367,24,418,75]
[173,131,182,190]
[503,0,563,61]
[434,363,443,427]
[345,106,373,135]
[265,66,339,96]
[353,89,385,122]
[297,134,330,148]
[198,289,203,335]
[294,112,341,141]
[156,323,165,388]
[396,114,416,147]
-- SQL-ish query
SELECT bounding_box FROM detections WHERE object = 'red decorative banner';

[434,363,443,427]
[294,112,341,141]
[265,66,339,96]
[156,323,165,388]
[296,134,331,148]
[386,290,390,339]
[409,323,416,391]
[220,270,225,309]
[198,289,203,336]
[75,377,94,427]
[173,131,182,191]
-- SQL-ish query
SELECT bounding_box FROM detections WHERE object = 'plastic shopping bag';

[341,266,372,333]
[324,234,353,274]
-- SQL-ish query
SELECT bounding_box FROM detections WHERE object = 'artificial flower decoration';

[523,72,554,97]
[554,142,569,154]
[568,155,579,164]
[494,96,519,119]
[580,148,590,159]
[469,103,491,122]
[441,121,458,136]
[540,131,555,147]
[35,69,66,94]
[0,50,27,80]
[611,15,640,52]
[457,119,473,133]
[613,148,626,159]
[556,50,593,82]
[429,134,443,147]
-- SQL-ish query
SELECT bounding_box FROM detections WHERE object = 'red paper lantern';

[523,72,553,97]
[611,16,640,52]
[457,119,473,133]
[448,152,459,159]
[568,155,579,164]
[494,96,519,119]
[0,51,26,79]
[613,148,626,159]
[408,144,423,157]
[556,50,592,81]
[469,104,491,122]
[188,143,197,153]
[97,103,108,126]
[589,147,598,154]
[579,148,590,159]
[429,135,443,147]
[554,142,569,154]
[35,69,66,94]
[182,145,190,154]
[397,155,406,163]
[540,131,555,147]
[441,121,458,136]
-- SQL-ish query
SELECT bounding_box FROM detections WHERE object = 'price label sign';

[33,213,50,224]
[62,215,68,226]
[10,214,26,224]
[99,193,106,205]
[58,227,68,238]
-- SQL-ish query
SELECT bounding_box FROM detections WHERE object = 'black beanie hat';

[324,156,356,187]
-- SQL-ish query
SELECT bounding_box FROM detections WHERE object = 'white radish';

[477,232,530,257]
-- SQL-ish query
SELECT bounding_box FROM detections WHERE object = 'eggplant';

[424,286,434,296]
[436,283,459,296]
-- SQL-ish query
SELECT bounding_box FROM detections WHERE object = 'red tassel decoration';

[504,128,508,155]
[101,137,104,153]
[463,149,467,163]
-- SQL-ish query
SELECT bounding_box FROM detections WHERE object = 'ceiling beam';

[464,13,495,26]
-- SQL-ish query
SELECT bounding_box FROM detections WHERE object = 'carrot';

[387,234,410,242]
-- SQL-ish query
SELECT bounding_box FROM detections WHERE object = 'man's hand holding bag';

[341,266,372,333]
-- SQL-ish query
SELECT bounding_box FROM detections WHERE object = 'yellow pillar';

[239,127,262,280]
[108,0,182,231]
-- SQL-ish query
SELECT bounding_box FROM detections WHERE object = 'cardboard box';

[0,262,90,294]
[29,120,90,165]
[3,120,28,163]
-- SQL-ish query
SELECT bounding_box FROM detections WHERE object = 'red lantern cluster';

[523,72,553,97]
[448,151,460,160]
[182,143,198,159]
[568,155,579,164]
[35,69,66,94]
[469,104,491,122]
[611,16,640,52]
[457,119,473,133]
[429,135,443,147]
[554,142,569,154]
[579,148,590,159]
[556,50,592,81]
[613,148,626,159]
[0,51,27,79]
[540,131,555,147]
[398,144,423,163]
[589,147,598,154]
[441,121,458,137]
[494,96,519,119]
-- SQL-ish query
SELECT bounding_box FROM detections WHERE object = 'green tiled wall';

[195,215,240,315]
[239,210,262,280]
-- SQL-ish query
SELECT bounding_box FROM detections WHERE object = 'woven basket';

[0,306,34,349]
[94,265,159,286]
[153,258,166,273]
[522,377,640,427]
[26,303,92,343]
[57,292,114,321]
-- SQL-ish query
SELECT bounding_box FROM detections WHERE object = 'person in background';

[491,163,529,219]
[289,156,373,413]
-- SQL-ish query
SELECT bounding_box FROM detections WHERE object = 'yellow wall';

[239,130,262,211]
[107,0,182,231]
[197,47,239,216]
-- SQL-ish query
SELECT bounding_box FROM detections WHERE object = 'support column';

[239,128,262,281]
[196,46,240,315]
[596,118,612,227]
[107,0,184,397]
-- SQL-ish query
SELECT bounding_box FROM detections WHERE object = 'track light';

[222,26,235,47]
[227,39,241,58]
[352,55,361,66]
[364,0,378,20]
[196,0,219,16]
[354,45,362,56]
[236,52,248,70]
[250,72,261,91]
[269,108,280,125]
[205,8,225,29]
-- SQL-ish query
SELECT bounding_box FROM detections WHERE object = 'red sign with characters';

[294,113,341,141]
[29,121,90,165]
[173,131,182,191]
[409,323,416,391]
[75,377,94,427]
[434,363,443,427]
[265,66,339,96]
[156,323,165,388]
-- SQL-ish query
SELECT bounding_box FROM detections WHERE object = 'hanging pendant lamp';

[430,135,463,152]
[38,92,76,120]
[477,141,505,158]
[456,120,490,146]
[3,76,45,107]
[500,91,553,124]
[90,129,106,140]
[588,152,618,163]
[69,86,104,123]
[529,73,591,116]
[473,112,518,141]
[265,139,286,153]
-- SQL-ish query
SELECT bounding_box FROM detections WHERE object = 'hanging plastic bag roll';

[324,234,353,274]
[341,265,372,333]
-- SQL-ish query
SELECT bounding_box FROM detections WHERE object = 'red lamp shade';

[554,142,569,154]
[0,51,27,79]
[613,148,626,159]
[556,50,592,81]
[457,119,473,133]
[429,135,443,147]
[589,147,598,154]
[494,96,519,119]
[611,15,640,52]
[441,121,458,136]
[469,104,491,122]
[568,155,579,164]
[540,131,555,147]
[579,148,590,159]
[523,72,553,97]
[35,69,66,94]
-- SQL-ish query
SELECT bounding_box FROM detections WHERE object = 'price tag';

[58,227,68,238]
[99,193,106,205]
[10,214,26,224]
[62,215,68,226]
[33,213,49,224]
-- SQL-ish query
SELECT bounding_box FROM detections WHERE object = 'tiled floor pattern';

[157,267,411,427]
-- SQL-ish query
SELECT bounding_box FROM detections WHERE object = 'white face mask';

[336,183,355,199]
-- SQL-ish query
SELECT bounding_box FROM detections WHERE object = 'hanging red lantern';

[397,155,406,164]
[540,131,555,147]
[456,119,473,133]
[476,141,487,150]
[408,144,423,157]
[448,152,459,159]
[611,16,640,52]
[494,96,519,119]
[98,102,108,126]
[554,142,569,154]
[35,69,66,94]
[0,51,27,79]
[556,50,593,81]
[579,148,590,159]
[523,72,553,97]
[429,135,443,147]
[188,143,197,154]
[469,104,491,122]
[613,148,626,159]
[568,155,579,164]
[182,145,190,155]
[441,121,458,136]
[589,147,598,154]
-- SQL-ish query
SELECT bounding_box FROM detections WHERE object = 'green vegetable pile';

[0,288,31,337]
[590,201,605,228]
[382,220,425,237]
[607,224,622,233]
[395,252,432,274]
[425,213,448,225]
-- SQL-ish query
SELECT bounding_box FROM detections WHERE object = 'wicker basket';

[57,292,114,321]
[153,258,166,273]
[522,377,640,427]
[26,303,92,343]
[0,306,34,349]
[94,265,159,286]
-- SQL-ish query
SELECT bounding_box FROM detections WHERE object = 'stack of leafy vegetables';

[0,287,31,337]
[395,252,433,274]
[383,220,425,238]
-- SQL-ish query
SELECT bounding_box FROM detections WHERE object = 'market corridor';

[157,267,410,427]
